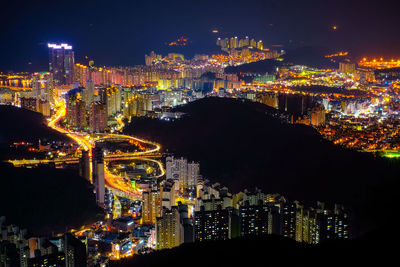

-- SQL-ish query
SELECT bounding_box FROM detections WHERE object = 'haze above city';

[1,0,400,71]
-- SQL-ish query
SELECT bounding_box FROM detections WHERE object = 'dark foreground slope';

[110,232,397,267]
[0,106,100,234]
[124,97,400,236]
[0,162,102,235]
[0,105,69,160]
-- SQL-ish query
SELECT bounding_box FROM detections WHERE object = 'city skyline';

[1,1,400,266]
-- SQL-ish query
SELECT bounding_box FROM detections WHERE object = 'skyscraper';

[166,156,194,190]
[89,102,107,133]
[339,62,356,74]
[250,38,257,48]
[92,145,105,207]
[239,201,269,236]
[194,206,239,242]
[311,106,326,126]
[20,97,37,112]
[187,162,199,189]
[65,89,87,129]
[244,36,250,46]
[48,43,75,85]
[229,37,238,49]
[317,203,349,241]
[280,201,297,239]
[81,80,95,109]
[142,187,162,225]
[155,207,183,250]
[257,40,264,50]
[99,86,121,117]
[161,180,176,210]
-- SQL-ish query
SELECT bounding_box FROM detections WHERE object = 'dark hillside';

[110,231,397,267]
[0,105,70,160]
[0,162,102,235]
[0,105,67,143]
[124,97,400,236]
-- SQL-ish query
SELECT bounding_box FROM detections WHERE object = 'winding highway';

[10,98,165,200]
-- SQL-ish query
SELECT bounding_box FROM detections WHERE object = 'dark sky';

[1,0,399,72]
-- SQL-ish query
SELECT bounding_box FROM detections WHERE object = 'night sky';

[1,0,399,72]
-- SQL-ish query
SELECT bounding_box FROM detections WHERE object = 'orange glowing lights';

[359,58,400,69]
[168,36,188,46]
[325,52,349,58]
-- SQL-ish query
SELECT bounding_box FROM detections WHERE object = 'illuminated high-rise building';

[238,39,244,48]
[295,202,304,242]
[166,156,189,190]
[123,92,152,118]
[155,207,183,250]
[187,162,200,189]
[81,80,95,109]
[258,93,278,109]
[194,206,239,242]
[92,145,105,207]
[311,106,326,126]
[229,37,238,49]
[280,201,297,239]
[142,187,162,225]
[99,86,121,117]
[65,89,87,129]
[161,180,176,210]
[37,99,51,117]
[301,209,319,244]
[74,63,91,87]
[89,102,107,133]
[20,97,37,112]
[317,203,349,241]
[239,201,269,236]
[257,40,263,50]
[222,38,229,49]
[32,72,54,104]
[48,43,75,85]
[244,36,250,46]
[19,243,29,267]
[339,62,356,74]
[250,38,257,48]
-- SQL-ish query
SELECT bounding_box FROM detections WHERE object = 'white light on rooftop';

[47,43,72,50]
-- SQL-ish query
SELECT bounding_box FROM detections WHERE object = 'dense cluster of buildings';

[0,39,285,133]
[0,217,86,267]
[0,42,277,131]
[105,154,348,252]
[216,36,264,51]
[152,169,349,250]
[12,40,400,267]
[72,152,350,265]
[0,140,350,265]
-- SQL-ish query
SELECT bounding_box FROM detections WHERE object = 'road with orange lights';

[11,98,165,200]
